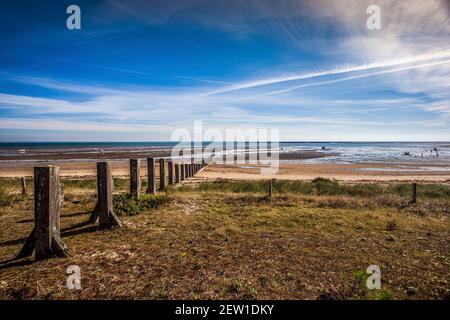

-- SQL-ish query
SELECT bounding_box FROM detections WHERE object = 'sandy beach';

[199,162,450,182]
[0,149,449,182]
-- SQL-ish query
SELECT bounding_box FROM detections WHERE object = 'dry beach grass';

[0,176,449,300]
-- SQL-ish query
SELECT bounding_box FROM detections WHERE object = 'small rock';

[360,237,367,242]
[406,286,417,295]
[385,235,396,242]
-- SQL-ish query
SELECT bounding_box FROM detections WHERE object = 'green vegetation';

[113,193,170,216]
[0,186,16,208]
[183,178,450,199]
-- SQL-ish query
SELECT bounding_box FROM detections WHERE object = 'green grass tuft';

[113,193,171,216]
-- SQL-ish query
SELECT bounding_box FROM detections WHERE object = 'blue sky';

[0,0,449,141]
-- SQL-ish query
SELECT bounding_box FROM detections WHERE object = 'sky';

[0,0,449,142]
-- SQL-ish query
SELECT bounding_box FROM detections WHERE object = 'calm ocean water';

[0,141,449,164]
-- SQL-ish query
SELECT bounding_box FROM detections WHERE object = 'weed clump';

[114,193,170,216]
[0,187,16,208]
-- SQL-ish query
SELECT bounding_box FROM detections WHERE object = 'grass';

[0,177,449,300]
[114,193,171,216]
[0,187,17,208]
[188,178,450,199]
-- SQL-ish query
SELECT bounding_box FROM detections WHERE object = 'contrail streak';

[264,59,450,95]
[203,48,450,96]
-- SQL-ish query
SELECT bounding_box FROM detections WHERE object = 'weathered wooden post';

[191,161,194,176]
[17,166,69,261]
[245,141,249,163]
[234,141,238,164]
[130,159,141,198]
[147,157,156,194]
[92,162,122,228]
[175,163,180,183]
[411,183,417,204]
[168,160,174,184]
[257,141,260,162]
[21,177,27,195]
[268,179,273,198]
[222,141,227,164]
[180,162,185,181]
[159,158,166,190]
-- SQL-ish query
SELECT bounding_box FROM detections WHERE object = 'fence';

[16,155,210,261]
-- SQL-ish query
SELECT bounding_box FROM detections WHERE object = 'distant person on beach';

[434,148,439,157]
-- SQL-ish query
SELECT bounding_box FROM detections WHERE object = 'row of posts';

[133,157,207,198]
[17,157,209,261]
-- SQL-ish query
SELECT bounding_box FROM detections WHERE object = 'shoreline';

[0,149,448,182]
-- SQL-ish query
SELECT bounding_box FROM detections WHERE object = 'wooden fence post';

[168,160,174,184]
[175,163,180,183]
[21,177,27,195]
[222,141,227,164]
[245,141,249,163]
[147,158,156,194]
[180,162,185,181]
[257,141,260,162]
[411,183,417,204]
[17,166,68,261]
[183,163,188,178]
[159,158,166,190]
[94,162,122,228]
[234,141,238,164]
[130,159,141,198]
[268,179,273,198]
